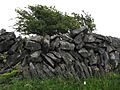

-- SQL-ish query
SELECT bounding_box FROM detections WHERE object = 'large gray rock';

[42,63,54,77]
[109,51,119,68]
[35,63,45,78]
[0,32,16,42]
[78,48,90,58]
[41,54,55,68]
[51,51,62,59]
[89,55,99,65]
[0,32,16,53]
[81,62,90,77]
[75,42,84,50]
[111,37,120,48]
[29,56,43,63]
[74,61,86,78]
[29,62,38,77]
[60,41,75,50]
[50,38,60,50]
[106,45,115,52]
[22,65,31,78]
[0,40,15,53]
[93,33,106,40]
[6,53,22,67]
[30,35,43,43]
[69,51,83,62]
[30,51,41,58]
[60,33,73,42]
[0,29,6,35]
[70,26,88,37]
[84,34,95,43]
[55,66,62,75]
[73,32,84,44]
[85,43,98,49]
[25,41,41,52]
[91,66,100,76]
[60,51,75,65]
[41,35,50,53]
[8,36,23,54]
[47,53,61,63]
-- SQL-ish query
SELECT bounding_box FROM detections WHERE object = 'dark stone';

[59,64,66,75]
[60,33,73,42]
[81,62,90,77]
[29,62,38,77]
[6,53,22,67]
[30,35,43,43]
[89,53,100,65]
[98,48,105,54]
[44,62,55,74]
[106,45,115,52]
[91,66,100,76]
[30,56,43,63]
[69,65,77,77]
[55,66,62,75]
[41,54,55,68]
[111,37,120,48]
[0,29,6,35]
[30,51,41,58]
[78,48,90,58]
[0,32,16,42]
[98,42,107,48]
[85,43,98,49]
[51,51,62,59]
[50,34,59,40]
[0,40,15,53]
[69,51,83,62]
[60,51,75,65]
[74,61,86,78]
[109,51,119,68]
[95,38,103,44]
[6,50,27,69]
[41,35,50,53]
[87,66,93,76]
[84,34,95,43]
[47,53,61,63]
[47,53,58,60]
[93,33,105,41]
[73,32,84,44]
[60,41,75,50]
[22,65,31,78]
[75,42,84,50]
[21,55,29,66]
[8,36,23,54]
[35,63,45,78]
[42,63,54,77]
[70,26,88,37]
[25,41,41,52]
[103,52,109,67]
[0,63,4,69]
[50,38,60,50]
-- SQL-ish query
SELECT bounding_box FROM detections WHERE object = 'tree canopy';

[14,5,96,35]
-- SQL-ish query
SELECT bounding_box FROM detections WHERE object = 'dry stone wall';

[0,27,120,79]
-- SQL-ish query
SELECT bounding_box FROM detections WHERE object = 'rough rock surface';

[0,27,120,79]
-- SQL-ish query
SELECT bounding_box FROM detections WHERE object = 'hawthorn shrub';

[14,5,96,35]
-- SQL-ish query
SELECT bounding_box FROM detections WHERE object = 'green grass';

[0,72,120,90]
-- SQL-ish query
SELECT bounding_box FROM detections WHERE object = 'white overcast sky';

[0,0,120,37]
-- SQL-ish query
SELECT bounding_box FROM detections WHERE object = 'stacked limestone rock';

[0,27,120,79]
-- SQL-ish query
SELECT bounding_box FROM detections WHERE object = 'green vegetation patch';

[0,72,120,90]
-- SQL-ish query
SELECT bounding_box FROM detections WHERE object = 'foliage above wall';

[14,5,96,35]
